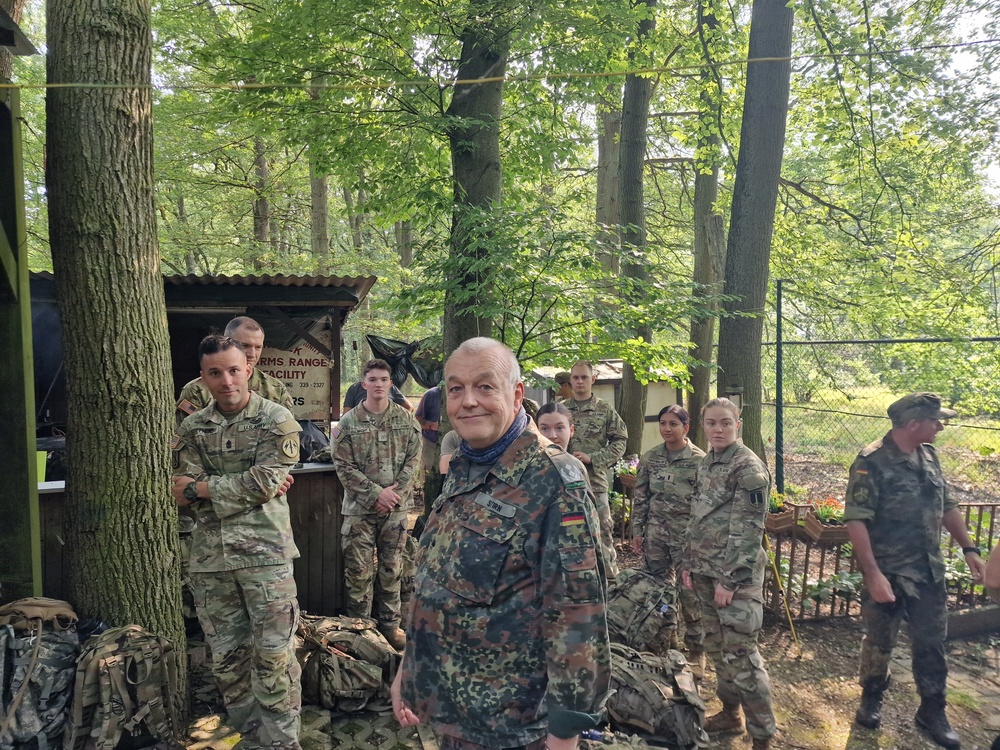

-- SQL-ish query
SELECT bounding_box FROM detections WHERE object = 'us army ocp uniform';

[173,392,302,750]
[400,425,611,746]
[844,430,956,698]
[176,368,294,426]
[332,402,421,630]
[686,439,775,741]
[562,396,627,578]
[633,440,706,653]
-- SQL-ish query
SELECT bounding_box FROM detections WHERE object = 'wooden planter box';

[618,474,636,490]
[802,512,851,545]
[765,510,797,534]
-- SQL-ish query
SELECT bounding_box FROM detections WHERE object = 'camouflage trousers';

[593,491,620,579]
[191,564,301,750]
[643,530,703,652]
[859,574,948,698]
[691,573,775,739]
[341,511,408,628]
[438,734,545,750]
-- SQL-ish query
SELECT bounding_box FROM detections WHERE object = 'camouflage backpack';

[606,568,677,651]
[63,625,182,750]
[295,615,397,713]
[606,644,709,750]
[0,597,80,750]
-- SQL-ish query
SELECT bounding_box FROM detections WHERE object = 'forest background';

[10,0,1000,451]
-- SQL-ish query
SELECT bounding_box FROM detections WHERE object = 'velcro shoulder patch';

[274,418,301,436]
[177,399,198,416]
[737,470,769,492]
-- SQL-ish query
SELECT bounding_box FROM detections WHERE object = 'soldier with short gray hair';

[846,392,986,750]
[392,337,610,750]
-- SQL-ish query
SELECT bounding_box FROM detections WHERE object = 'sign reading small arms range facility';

[258,333,332,421]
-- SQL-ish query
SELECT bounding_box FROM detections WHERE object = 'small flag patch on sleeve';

[562,512,586,527]
[854,469,869,475]
[178,399,198,415]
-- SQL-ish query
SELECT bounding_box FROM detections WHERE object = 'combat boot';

[915,694,961,750]
[751,737,770,750]
[854,686,886,729]
[703,703,743,736]
[687,649,707,680]
[378,625,406,651]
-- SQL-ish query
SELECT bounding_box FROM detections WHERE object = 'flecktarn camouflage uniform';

[176,368,295,426]
[632,440,706,652]
[563,396,627,578]
[844,431,956,698]
[400,425,611,747]
[173,392,302,750]
[686,439,775,740]
[333,402,421,629]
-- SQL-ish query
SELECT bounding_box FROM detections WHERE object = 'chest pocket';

[436,512,517,605]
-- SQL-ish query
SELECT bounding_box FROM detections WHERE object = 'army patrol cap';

[887,392,957,424]
[555,371,571,385]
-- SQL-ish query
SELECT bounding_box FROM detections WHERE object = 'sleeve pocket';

[559,545,602,603]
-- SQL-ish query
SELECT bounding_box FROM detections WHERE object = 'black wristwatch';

[962,546,981,556]
[183,481,199,504]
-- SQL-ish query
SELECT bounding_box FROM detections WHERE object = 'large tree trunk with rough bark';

[618,0,656,459]
[442,0,513,356]
[309,161,329,257]
[46,0,186,711]
[716,0,793,460]
[687,0,726,448]
[596,84,621,275]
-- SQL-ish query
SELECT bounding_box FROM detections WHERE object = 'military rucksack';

[606,568,677,651]
[606,644,708,750]
[0,597,80,750]
[295,615,397,713]
[63,625,182,750]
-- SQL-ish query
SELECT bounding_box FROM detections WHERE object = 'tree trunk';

[687,0,726,448]
[178,195,198,274]
[442,0,513,357]
[46,0,186,712]
[309,160,330,258]
[395,219,413,267]
[0,0,28,81]
[596,84,621,274]
[618,0,656,459]
[716,0,793,460]
[252,136,269,270]
[342,187,363,252]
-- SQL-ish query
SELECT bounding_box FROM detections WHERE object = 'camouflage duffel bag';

[606,644,708,750]
[0,597,80,750]
[606,568,677,651]
[295,615,397,713]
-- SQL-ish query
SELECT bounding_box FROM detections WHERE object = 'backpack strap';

[0,618,43,739]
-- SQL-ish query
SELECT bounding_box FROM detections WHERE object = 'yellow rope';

[763,532,802,658]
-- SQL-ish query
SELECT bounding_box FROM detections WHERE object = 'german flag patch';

[562,512,586,527]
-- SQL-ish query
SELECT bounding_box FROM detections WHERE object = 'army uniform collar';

[707,439,742,465]
[879,430,932,467]
[449,424,541,491]
[571,396,597,411]
[207,391,263,424]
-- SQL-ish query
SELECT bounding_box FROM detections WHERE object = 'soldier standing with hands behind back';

[846,393,986,750]
[333,359,421,650]
[562,360,627,579]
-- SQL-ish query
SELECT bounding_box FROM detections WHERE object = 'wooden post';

[0,82,42,601]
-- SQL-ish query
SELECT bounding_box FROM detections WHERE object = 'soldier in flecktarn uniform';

[391,338,611,750]
[846,392,986,750]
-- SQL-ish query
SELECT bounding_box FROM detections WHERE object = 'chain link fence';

[757,337,1000,620]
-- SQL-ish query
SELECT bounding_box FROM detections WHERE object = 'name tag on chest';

[474,492,516,518]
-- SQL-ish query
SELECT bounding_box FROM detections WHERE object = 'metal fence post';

[775,279,787,495]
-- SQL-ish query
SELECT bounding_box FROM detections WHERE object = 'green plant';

[614,456,640,477]
[783,482,807,499]
[609,491,630,527]
[769,490,785,513]
[804,570,863,604]
[809,497,845,524]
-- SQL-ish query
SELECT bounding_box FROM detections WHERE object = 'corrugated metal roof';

[163,273,376,290]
